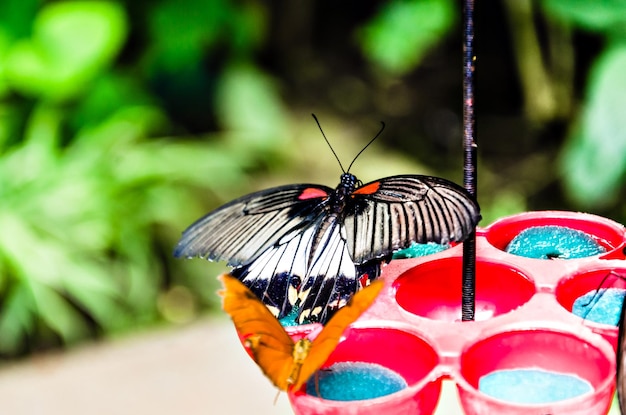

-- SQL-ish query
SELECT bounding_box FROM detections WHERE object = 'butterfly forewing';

[294,280,384,390]
[174,184,331,266]
[219,274,383,392]
[219,274,298,390]
[247,334,302,391]
[345,175,480,264]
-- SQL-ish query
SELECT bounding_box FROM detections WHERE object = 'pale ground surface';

[0,318,619,415]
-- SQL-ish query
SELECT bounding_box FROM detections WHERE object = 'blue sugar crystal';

[479,369,593,404]
[505,226,606,259]
[305,361,407,401]
[572,288,626,325]
[279,307,300,327]
[393,242,449,259]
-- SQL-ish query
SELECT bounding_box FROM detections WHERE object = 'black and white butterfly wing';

[344,175,481,264]
[173,184,332,267]
[231,221,321,319]
[232,213,384,324]
[296,220,386,324]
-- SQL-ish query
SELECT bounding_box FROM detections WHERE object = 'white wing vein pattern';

[345,175,479,264]
[232,216,371,324]
[173,184,331,266]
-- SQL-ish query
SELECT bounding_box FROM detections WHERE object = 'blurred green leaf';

[148,0,265,71]
[61,269,126,328]
[0,0,41,40]
[148,0,225,71]
[29,282,91,344]
[483,190,527,225]
[215,63,289,152]
[228,2,267,54]
[0,34,12,98]
[0,87,260,353]
[71,73,159,131]
[4,1,127,100]
[559,43,626,207]
[542,0,626,34]
[0,283,35,353]
[359,0,456,74]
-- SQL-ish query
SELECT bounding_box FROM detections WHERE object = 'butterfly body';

[289,338,313,388]
[219,274,383,392]
[177,172,480,324]
[326,173,357,213]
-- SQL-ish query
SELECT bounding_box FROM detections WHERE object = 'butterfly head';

[340,173,359,190]
[292,338,313,363]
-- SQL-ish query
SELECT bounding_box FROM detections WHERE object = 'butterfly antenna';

[273,390,281,406]
[312,114,345,173]
[346,121,385,173]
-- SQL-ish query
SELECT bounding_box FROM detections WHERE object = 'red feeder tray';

[237,211,625,414]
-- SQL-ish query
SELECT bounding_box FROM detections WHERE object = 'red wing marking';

[298,188,328,200]
[358,273,370,289]
[353,181,380,195]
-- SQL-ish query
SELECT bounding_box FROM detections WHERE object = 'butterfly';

[218,273,384,392]
[175,116,481,324]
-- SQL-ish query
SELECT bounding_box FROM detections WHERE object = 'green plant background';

[0,0,624,358]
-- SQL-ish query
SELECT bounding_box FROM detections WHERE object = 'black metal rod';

[462,0,477,322]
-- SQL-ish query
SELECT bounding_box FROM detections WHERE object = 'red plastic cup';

[288,325,442,415]
[457,327,616,415]
[483,210,626,260]
[393,257,535,322]
[556,265,626,349]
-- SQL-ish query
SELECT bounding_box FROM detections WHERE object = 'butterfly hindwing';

[345,175,481,264]
[231,213,363,324]
[231,224,320,318]
[174,184,332,267]
[219,274,297,391]
[296,220,372,324]
[219,274,383,392]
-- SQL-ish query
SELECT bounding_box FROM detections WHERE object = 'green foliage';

[542,0,626,35]
[542,1,626,209]
[0,97,254,354]
[0,1,282,356]
[3,2,127,100]
[215,63,289,152]
[559,44,626,207]
[147,0,265,69]
[359,0,456,74]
